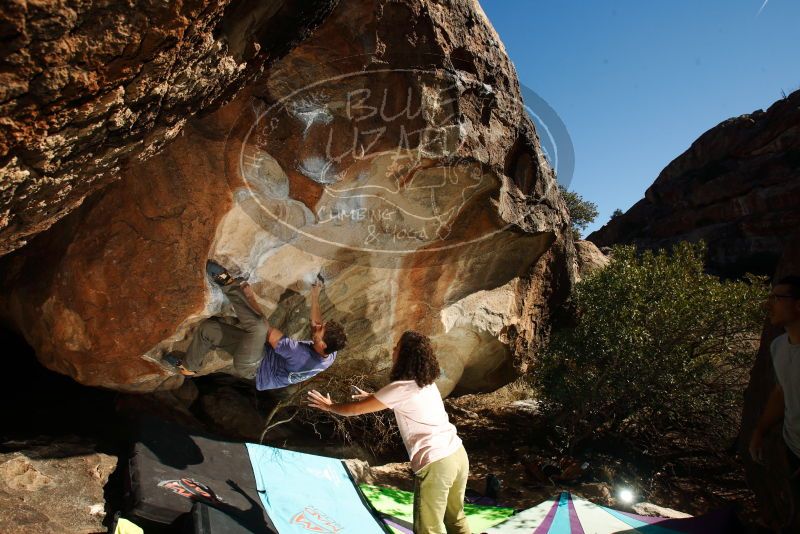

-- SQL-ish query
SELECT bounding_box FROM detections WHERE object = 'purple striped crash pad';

[482,492,740,533]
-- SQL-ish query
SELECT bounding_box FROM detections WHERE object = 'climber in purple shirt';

[164,260,347,391]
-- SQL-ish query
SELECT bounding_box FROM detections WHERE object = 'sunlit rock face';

[0,0,576,394]
[573,240,608,281]
[588,90,800,277]
[0,0,338,256]
[0,440,117,533]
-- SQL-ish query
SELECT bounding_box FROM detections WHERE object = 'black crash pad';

[123,417,275,533]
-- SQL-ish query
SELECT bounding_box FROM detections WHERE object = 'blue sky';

[482,1,800,236]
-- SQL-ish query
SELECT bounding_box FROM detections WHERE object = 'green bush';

[534,241,767,449]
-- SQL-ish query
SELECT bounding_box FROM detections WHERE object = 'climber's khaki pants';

[184,280,265,378]
[413,445,471,534]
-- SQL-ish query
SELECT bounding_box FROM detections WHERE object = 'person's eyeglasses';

[767,294,796,302]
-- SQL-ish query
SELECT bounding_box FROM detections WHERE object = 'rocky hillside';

[588,90,800,277]
[0,0,576,394]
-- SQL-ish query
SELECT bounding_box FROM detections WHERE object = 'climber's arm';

[267,325,284,349]
[310,278,323,327]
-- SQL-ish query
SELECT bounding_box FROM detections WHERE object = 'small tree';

[610,208,624,220]
[534,241,767,450]
[558,184,598,240]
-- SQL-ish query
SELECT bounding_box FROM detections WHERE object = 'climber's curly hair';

[323,321,347,354]
[390,330,440,387]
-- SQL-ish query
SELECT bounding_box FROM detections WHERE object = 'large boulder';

[0,0,576,394]
[738,232,800,530]
[0,0,339,256]
[573,239,608,281]
[588,90,800,277]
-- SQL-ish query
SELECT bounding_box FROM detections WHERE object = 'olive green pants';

[413,446,471,534]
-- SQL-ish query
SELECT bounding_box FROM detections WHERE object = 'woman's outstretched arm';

[307,389,388,416]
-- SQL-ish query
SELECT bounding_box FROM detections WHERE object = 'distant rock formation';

[0,0,339,256]
[0,0,576,394]
[588,90,800,277]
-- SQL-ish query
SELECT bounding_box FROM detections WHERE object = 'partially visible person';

[307,330,470,534]
[750,275,800,475]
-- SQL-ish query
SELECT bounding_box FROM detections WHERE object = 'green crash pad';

[360,484,514,533]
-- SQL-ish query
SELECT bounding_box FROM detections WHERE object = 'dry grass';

[258,356,400,456]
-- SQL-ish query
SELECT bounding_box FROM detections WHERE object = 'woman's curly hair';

[390,330,440,387]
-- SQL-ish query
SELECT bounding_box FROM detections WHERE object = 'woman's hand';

[307,390,336,413]
[351,386,372,400]
[308,389,389,417]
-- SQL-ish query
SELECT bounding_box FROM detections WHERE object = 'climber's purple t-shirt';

[255,336,336,390]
